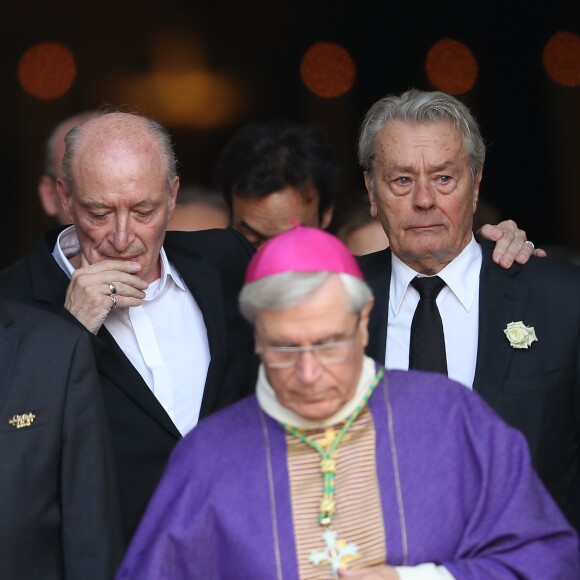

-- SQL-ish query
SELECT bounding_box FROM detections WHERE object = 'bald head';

[60,112,178,198]
[56,111,180,283]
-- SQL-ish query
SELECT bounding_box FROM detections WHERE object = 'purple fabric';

[117,367,580,579]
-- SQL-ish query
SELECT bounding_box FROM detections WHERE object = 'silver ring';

[110,294,117,310]
[108,283,117,295]
[524,240,535,251]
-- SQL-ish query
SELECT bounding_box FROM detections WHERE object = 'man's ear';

[359,297,374,349]
[169,177,180,218]
[363,173,378,218]
[472,170,483,214]
[38,175,60,217]
[320,205,334,230]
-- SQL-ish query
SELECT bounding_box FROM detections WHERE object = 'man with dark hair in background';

[214,120,340,247]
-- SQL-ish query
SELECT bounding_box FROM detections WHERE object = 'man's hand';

[338,564,399,578]
[477,220,547,269]
[64,259,148,334]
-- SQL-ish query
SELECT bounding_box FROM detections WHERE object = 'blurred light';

[300,41,356,98]
[110,71,242,129]
[543,31,580,87]
[103,31,246,129]
[425,39,478,95]
[18,42,76,100]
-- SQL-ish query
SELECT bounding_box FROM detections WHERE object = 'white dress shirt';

[386,236,481,388]
[53,226,210,435]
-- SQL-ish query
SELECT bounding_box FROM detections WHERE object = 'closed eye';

[135,210,154,218]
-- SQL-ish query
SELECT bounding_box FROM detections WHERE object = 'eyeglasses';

[256,314,361,369]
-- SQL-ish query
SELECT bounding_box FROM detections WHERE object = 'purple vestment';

[117,367,580,579]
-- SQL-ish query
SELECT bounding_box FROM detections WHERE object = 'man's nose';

[413,179,436,208]
[294,349,324,384]
[109,217,134,251]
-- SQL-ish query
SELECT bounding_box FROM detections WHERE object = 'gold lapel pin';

[8,412,36,429]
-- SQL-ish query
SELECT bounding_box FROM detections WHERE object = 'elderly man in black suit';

[0,298,123,578]
[0,110,258,542]
[356,88,580,532]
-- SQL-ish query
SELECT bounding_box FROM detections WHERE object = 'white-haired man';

[357,88,580,532]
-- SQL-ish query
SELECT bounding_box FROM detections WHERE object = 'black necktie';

[409,276,448,375]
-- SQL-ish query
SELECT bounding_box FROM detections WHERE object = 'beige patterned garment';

[286,408,387,579]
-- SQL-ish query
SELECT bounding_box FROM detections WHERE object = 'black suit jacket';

[0,227,259,542]
[358,237,580,531]
[0,299,123,579]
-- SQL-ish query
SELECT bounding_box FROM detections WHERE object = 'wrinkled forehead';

[73,134,167,183]
[375,120,466,165]
[379,119,462,145]
[83,137,161,165]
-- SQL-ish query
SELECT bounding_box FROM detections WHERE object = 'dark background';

[1,1,579,268]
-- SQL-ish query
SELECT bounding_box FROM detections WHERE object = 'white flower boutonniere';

[504,321,538,349]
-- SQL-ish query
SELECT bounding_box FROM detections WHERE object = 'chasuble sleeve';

[436,390,580,578]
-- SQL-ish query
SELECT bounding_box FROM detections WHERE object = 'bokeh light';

[300,41,356,98]
[425,39,478,95]
[543,31,580,87]
[103,31,246,129]
[110,70,243,129]
[18,42,76,100]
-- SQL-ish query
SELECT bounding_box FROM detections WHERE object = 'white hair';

[239,271,373,324]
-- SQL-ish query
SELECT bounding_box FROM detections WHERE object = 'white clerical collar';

[390,235,481,314]
[51,225,187,297]
[257,355,378,429]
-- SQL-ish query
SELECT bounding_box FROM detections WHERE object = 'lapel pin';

[8,412,36,429]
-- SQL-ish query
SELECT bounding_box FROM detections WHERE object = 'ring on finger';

[523,240,535,251]
[110,294,117,310]
[108,282,117,295]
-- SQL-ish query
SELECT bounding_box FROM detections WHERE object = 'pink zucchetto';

[244,225,364,283]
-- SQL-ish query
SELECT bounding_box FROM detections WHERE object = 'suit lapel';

[359,250,392,362]
[95,325,180,437]
[473,242,531,407]
[29,229,72,310]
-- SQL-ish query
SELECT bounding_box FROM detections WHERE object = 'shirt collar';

[52,225,79,278]
[257,356,378,429]
[51,225,186,296]
[391,235,482,314]
[146,248,187,300]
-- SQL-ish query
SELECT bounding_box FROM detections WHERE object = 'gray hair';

[239,271,373,324]
[60,110,178,196]
[358,88,486,187]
